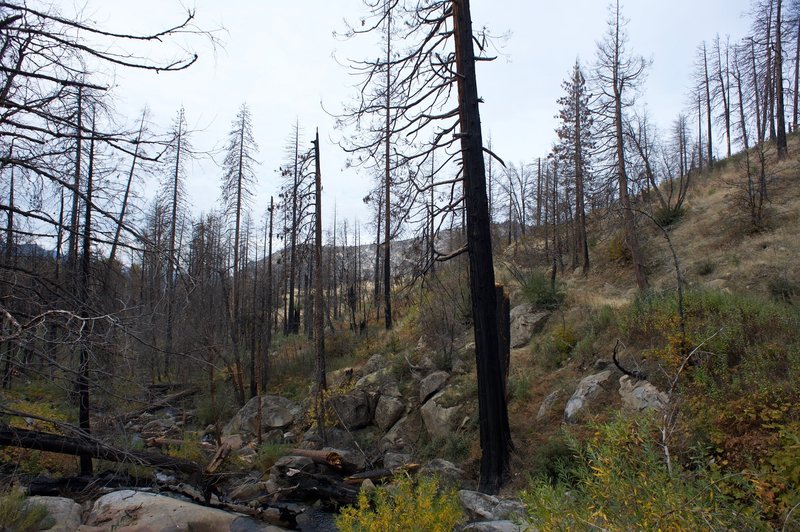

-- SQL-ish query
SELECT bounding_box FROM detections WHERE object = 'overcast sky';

[60,0,754,233]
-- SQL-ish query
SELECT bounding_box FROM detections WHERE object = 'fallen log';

[119,387,199,422]
[0,425,200,475]
[344,464,420,485]
[204,441,233,474]
[271,472,360,507]
[145,437,207,449]
[163,483,300,529]
[288,448,364,475]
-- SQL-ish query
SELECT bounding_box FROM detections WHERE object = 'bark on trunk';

[452,0,512,494]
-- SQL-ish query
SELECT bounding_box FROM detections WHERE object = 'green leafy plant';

[336,474,464,532]
[0,489,49,532]
[521,270,564,310]
[522,415,767,530]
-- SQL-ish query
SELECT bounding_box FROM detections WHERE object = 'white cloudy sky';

[59,0,753,232]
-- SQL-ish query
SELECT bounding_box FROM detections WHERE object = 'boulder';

[420,389,462,439]
[355,368,401,397]
[374,396,405,431]
[328,367,361,389]
[509,304,549,348]
[140,418,180,438]
[420,458,467,488]
[419,371,449,402]
[536,389,562,420]
[83,490,281,531]
[458,490,526,522]
[362,353,387,376]
[564,370,614,422]
[462,521,526,532]
[269,455,316,488]
[383,452,412,469]
[327,390,375,430]
[379,411,424,453]
[618,375,669,412]
[24,496,82,532]
[302,427,354,450]
[224,395,302,437]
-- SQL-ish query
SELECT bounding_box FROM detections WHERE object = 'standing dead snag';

[313,130,327,446]
[453,0,513,494]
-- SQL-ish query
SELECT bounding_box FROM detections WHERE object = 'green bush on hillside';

[522,415,767,530]
[521,270,563,310]
[336,474,464,532]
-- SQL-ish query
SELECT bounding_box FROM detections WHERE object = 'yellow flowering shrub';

[336,475,464,532]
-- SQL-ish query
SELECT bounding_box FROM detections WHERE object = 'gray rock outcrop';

[419,371,449,402]
[510,304,549,348]
[224,395,302,437]
[420,389,462,439]
[374,395,405,431]
[84,490,281,531]
[458,490,526,522]
[24,496,82,532]
[618,375,669,412]
[564,370,614,422]
[327,390,375,430]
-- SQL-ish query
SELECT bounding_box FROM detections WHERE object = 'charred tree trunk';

[776,0,788,158]
[453,0,512,494]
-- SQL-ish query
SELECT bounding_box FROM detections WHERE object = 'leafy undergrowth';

[336,474,464,532]
[0,489,50,532]
[523,415,771,530]
[520,287,800,528]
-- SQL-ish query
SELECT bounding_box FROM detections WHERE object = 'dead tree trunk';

[453,0,512,494]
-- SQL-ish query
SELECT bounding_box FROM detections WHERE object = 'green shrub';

[195,385,237,427]
[768,277,800,305]
[551,324,577,355]
[0,489,49,532]
[336,474,464,532]
[653,205,686,227]
[419,432,472,463]
[592,304,616,331]
[521,270,563,310]
[695,260,716,276]
[254,443,292,475]
[522,415,767,530]
[508,373,532,402]
[530,433,580,486]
